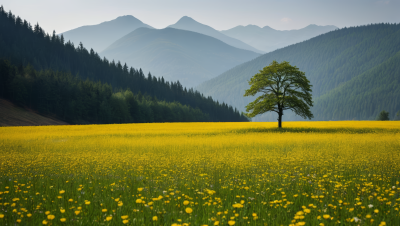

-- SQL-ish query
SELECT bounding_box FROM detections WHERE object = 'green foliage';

[244,61,313,127]
[197,23,400,121]
[376,110,390,121]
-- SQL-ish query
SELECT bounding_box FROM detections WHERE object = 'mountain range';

[100,27,260,88]
[59,15,340,88]
[197,23,400,121]
[221,24,338,53]
[61,15,153,52]
[168,16,264,53]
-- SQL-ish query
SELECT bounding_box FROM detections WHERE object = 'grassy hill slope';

[197,23,400,121]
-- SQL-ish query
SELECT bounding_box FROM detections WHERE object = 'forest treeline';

[0,59,212,123]
[0,6,248,123]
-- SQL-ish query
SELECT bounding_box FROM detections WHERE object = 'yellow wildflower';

[185,207,193,214]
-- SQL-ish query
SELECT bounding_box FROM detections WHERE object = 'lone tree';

[376,110,390,121]
[244,60,313,128]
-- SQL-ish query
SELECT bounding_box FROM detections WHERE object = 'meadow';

[0,121,399,225]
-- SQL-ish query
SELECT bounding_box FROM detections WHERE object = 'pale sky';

[2,0,400,33]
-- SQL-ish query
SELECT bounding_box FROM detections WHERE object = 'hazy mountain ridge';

[197,23,400,121]
[60,15,153,52]
[168,16,264,53]
[60,15,337,89]
[101,27,260,88]
[221,24,338,53]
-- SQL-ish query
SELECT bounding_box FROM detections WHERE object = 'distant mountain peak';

[176,16,198,24]
[181,16,193,19]
[112,15,143,23]
[61,14,152,52]
[168,16,264,54]
[220,25,261,32]
[262,25,277,31]
[247,24,261,28]
[302,24,338,30]
[116,15,135,19]
[91,15,145,27]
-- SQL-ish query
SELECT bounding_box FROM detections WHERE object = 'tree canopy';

[244,61,313,127]
[376,110,390,121]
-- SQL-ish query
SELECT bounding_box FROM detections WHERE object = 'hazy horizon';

[2,0,399,34]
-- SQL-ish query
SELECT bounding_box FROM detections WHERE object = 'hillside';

[0,6,248,123]
[60,15,153,53]
[0,98,68,126]
[221,24,337,53]
[313,50,400,120]
[101,27,260,88]
[0,60,223,124]
[168,16,264,53]
[197,23,400,121]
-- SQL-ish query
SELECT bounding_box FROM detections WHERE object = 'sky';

[2,0,400,33]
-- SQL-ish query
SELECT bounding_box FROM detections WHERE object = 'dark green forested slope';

[0,6,248,122]
[0,60,210,124]
[197,23,400,121]
[314,50,400,120]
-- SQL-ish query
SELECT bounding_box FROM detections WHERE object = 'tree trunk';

[278,110,282,128]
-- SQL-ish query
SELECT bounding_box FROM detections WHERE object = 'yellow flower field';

[0,121,399,225]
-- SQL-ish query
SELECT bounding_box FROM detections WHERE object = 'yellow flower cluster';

[0,121,399,225]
